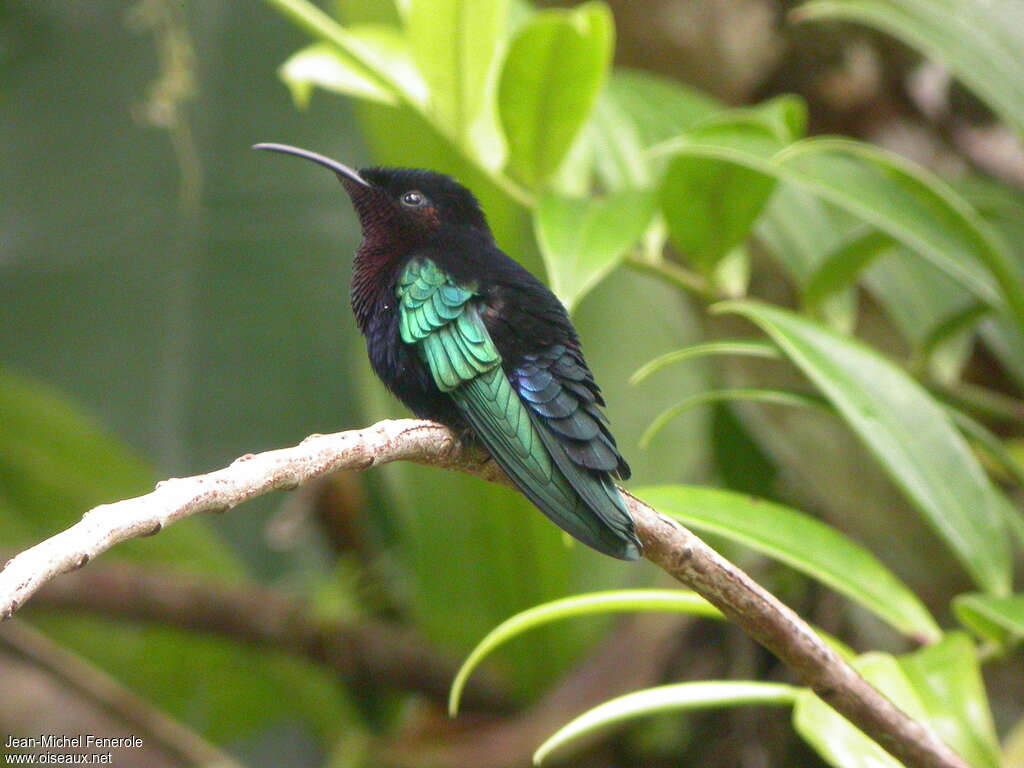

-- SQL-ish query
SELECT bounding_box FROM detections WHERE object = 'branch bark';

[0,418,967,768]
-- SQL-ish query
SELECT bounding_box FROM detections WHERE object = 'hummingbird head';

[253,143,492,248]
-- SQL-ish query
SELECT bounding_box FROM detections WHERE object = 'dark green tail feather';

[452,368,641,561]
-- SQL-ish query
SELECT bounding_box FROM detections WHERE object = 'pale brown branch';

[0,418,967,768]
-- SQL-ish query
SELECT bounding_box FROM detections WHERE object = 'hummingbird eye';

[401,190,426,207]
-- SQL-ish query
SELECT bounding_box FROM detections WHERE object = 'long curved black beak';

[252,142,371,188]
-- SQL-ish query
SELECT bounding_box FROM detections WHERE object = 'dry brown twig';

[0,418,968,768]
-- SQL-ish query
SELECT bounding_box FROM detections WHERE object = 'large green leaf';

[963,180,1024,393]
[585,89,650,192]
[497,1,613,187]
[715,301,1011,595]
[794,0,1024,135]
[281,42,396,107]
[898,633,1001,768]
[448,589,721,715]
[635,485,940,642]
[535,681,800,764]
[661,151,776,273]
[660,99,805,273]
[405,0,507,149]
[533,188,657,311]
[586,68,722,195]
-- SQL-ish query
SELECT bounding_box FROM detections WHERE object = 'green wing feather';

[397,259,639,560]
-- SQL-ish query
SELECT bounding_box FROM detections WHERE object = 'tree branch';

[0,418,967,768]
[23,559,511,713]
[0,622,242,768]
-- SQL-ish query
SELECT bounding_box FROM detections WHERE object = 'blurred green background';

[2,1,1023,767]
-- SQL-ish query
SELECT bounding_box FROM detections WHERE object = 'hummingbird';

[254,143,641,560]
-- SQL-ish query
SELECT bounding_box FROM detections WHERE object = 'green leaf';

[793,653,928,768]
[655,133,1024,322]
[264,0,425,106]
[804,229,891,310]
[558,68,718,196]
[659,105,800,271]
[756,184,851,282]
[866,249,976,347]
[755,183,860,332]
[778,140,1024,321]
[716,300,1012,595]
[534,681,799,764]
[865,248,978,383]
[630,340,781,385]
[587,89,650,191]
[662,153,776,272]
[278,24,427,110]
[953,593,1024,647]
[794,0,1024,135]
[604,68,721,149]
[640,389,829,449]
[280,42,397,107]
[656,98,806,272]
[636,485,941,642]
[405,0,507,148]
[795,635,1003,768]
[898,633,1001,768]
[449,590,721,715]
[497,1,614,187]
[921,304,989,372]
[533,188,657,310]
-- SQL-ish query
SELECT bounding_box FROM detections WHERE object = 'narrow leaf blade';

[449,589,721,716]
[536,681,799,764]
[716,301,1012,594]
[636,485,941,642]
[794,0,1024,135]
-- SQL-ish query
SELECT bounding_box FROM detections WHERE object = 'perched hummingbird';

[254,143,641,560]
